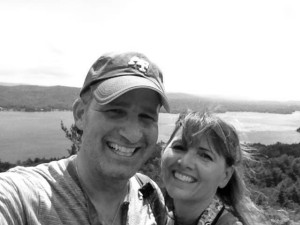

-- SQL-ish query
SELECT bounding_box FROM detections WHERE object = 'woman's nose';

[177,151,195,169]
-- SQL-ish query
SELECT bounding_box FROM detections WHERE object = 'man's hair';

[80,86,94,105]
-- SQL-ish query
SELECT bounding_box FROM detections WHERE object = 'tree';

[60,121,82,156]
[292,158,300,177]
[138,141,164,187]
[0,160,15,172]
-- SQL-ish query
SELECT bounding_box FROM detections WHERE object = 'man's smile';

[107,142,139,157]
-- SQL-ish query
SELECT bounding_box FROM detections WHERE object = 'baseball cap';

[80,52,170,112]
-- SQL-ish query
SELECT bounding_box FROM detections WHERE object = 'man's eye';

[140,114,157,122]
[105,109,124,116]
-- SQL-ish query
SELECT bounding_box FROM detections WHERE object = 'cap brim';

[93,76,170,112]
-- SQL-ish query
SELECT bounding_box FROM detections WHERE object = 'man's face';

[78,89,161,180]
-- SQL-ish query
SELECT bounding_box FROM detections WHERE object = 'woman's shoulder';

[215,209,243,225]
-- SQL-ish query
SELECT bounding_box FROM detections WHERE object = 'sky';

[0,0,299,101]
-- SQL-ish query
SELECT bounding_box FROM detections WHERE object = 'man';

[0,52,170,225]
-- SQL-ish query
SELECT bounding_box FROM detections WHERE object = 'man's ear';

[73,98,86,130]
[219,166,234,189]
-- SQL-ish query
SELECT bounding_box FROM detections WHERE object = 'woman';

[161,111,265,225]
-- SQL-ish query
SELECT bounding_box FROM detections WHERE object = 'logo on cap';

[128,56,149,74]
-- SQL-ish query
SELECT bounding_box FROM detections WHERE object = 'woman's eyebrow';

[198,146,211,152]
[197,146,216,156]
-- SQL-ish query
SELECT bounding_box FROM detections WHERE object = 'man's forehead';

[109,98,160,114]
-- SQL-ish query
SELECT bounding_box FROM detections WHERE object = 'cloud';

[1,0,300,100]
[0,65,69,86]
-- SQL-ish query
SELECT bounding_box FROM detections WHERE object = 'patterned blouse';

[166,197,243,225]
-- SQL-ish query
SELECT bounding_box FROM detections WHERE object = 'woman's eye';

[108,109,121,113]
[199,152,213,161]
[172,145,185,151]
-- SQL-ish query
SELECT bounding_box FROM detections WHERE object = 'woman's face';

[161,127,233,204]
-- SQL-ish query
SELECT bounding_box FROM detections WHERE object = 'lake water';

[0,111,300,163]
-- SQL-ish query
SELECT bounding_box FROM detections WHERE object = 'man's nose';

[119,120,143,143]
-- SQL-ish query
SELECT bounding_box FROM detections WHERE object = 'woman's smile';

[173,171,196,183]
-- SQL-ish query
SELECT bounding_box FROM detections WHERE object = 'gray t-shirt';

[0,156,162,225]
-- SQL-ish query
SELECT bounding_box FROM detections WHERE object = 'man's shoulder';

[0,165,41,187]
[0,165,42,209]
[0,156,74,189]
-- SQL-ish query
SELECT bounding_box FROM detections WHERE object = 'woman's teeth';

[174,171,195,183]
[108,142,136,157]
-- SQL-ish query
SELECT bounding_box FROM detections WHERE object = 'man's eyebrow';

[141,105,160,115]
[106,101,129,107]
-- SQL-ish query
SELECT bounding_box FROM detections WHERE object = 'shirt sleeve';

[0,170,40,225]
[0,173,25,225]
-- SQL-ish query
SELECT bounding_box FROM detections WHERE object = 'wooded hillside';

[1,85,300,113]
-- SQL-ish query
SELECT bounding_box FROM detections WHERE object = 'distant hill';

[0,82,24,86]
[166,93,300,114]
[1,85,300,113]
[0,85,79,111]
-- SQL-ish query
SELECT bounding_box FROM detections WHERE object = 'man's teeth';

[174,172,195,183]
[108,143,136,157]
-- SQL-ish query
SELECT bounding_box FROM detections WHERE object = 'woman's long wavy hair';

[163,111,264,225]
